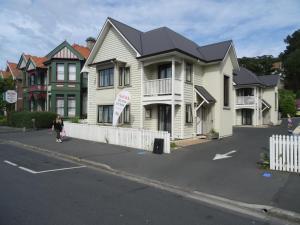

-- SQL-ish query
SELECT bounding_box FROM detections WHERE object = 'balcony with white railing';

[143,78,182,103]
[236,96,256,108]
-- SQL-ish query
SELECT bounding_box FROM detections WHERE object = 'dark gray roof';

[258,75,280,87]
[108,17,232,62]
[233,67,262,86]
[194,85,216,103]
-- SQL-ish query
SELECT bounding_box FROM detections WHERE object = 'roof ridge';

[200,40,232,48]
[108,17,143,33]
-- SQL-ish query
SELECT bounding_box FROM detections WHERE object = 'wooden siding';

[53,47,79,59]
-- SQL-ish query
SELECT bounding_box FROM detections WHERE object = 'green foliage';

[70,116,80,123]
[0,76,16,113]
[238,55,277,75]
[170,142,177,148]
[279,89,297,117]
[0,115,7,126]
[257,152,270,169]
[280,29,300,91]
[9,111,57,128]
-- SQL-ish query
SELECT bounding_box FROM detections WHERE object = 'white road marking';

[4,160,18,166]
[35,166,86,174]
[213,150,237,160]
[18,166,38,174]
[4,160,85,174]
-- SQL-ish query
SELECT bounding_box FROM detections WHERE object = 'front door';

[158,105,171,134]
[242,109,252,125]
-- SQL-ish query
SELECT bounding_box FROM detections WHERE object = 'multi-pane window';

[68,96,76,117]
[119,67,130,86]
[275,92,278,111]
[30,75,35,86]
[57,64,64,81]
[98,105,113,123]
[99,68,114,87]
[224,75,229,107]
[185,104,193,123]
[118,105,130,124]
[186,63,192,82]
[56,96,64,116]
[68,64,76,81]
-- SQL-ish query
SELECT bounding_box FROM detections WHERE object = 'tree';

[279,89,296,117]
[280,29,300,91]
[238,55,276,75]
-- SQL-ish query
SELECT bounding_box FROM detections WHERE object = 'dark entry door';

[158,105,171,134]
[242,109,252,125]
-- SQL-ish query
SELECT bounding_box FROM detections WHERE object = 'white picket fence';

[270,135,300,173]
[64,122,171,153]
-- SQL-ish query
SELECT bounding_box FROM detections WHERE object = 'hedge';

[9,111,57,129]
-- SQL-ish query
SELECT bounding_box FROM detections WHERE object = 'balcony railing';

[29,85,46,92]
[236,96,256,105]
[144,78,181,96]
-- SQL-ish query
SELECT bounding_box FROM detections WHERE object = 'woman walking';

[287,114,293,134]
[52,115,64,143]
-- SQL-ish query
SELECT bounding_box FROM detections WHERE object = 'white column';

[181,60,185,139]
[140,62,144,129]
[171,58,175,140]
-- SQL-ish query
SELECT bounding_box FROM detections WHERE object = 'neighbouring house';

[82,17,240,140]
[43,39,92,118]
[233,67,280,126]
[1,62,23,111]
[296,99,300,116]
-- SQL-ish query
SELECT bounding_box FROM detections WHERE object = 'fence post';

[291,135,294,172]
[270,136,274,170]
[294,135,298,172]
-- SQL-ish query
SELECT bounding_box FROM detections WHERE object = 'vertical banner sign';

[112,90,131,126]
[5,90,17,103]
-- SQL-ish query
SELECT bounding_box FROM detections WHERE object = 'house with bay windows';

[83,17,239,140]
[233,67,280,126]
[43,40,92,118]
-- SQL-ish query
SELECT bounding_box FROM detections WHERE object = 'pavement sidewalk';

[0,121,299,215]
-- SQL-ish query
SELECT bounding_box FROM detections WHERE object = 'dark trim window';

[67,95,76,117]
[185,104,193,123]
[99,68,114,87]
[68,64,76,81]
[158,64,172,79]
[56,95,64,116]
[30,75,35,86]
[119,67,130,86]
[98,105,113,123]
[224,75,229,107]
[57,64,64,81]
[118,105,130,124]
[186,63,192,82]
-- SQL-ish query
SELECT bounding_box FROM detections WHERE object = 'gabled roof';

[233,67,262,86]
[26,56,47,70]
[7,62,22,79]
[258,75,280,87]
[0,70,12,79]
[194,85,216,104]
[107,17,233,62]
[45,40,90,61]
[17,53,33,70]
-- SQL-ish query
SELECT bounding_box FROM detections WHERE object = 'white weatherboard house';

[233,67,280,126]
[83,17,240,140]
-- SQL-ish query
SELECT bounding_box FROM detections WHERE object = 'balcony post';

[140,62,144,129]
[171,58,175,140]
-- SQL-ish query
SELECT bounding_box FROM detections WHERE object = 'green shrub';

[0,115,7,126]
[279,90,297,117]
[9,111,57,129]
[70,116,80,123]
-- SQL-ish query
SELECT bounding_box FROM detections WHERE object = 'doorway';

[158,104,171,134]
[241,109,252,125]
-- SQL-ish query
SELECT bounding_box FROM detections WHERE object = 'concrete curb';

[2,139,300,224]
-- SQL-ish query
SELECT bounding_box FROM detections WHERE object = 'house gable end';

[46,41,83,61]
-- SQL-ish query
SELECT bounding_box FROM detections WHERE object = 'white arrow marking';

[213,150,237,160]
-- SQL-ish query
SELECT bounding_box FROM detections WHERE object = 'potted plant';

[208,129,219,139]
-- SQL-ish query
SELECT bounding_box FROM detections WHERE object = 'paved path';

[0,119,299,215]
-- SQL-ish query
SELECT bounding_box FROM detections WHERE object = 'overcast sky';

[0,0,299,69]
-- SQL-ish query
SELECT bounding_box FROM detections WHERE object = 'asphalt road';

[0,143,284,225]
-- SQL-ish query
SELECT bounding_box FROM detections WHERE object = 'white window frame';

[67,96,76,117]
[68,64,76,81]
[57,64,64,81]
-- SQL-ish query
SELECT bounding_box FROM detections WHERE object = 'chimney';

[86,37,96,50]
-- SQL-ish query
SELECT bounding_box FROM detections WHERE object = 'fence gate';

[270,135,300,173]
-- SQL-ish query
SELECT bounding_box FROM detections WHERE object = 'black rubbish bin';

[153,138,164,154]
